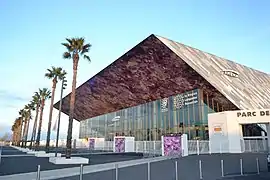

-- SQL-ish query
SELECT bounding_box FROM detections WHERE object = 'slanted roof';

[156,35,270,110]
[54,34,270,121]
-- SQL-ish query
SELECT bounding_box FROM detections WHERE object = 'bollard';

[79,164,83,180]
[175,161,178,180]
[115,164,119,180]
[199,160,203,179]
[209,141,212,154]
[256,158,260,174]
[147,162,151,180]
[240,159,243,176]
[197,140,200,155]
[144,141,147,154]
[221,160,224,177]
[36,165,40,180]
[0,148,2,164]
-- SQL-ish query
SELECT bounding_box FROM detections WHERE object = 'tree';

[11,123,17,145]
[16,117,23,146]
[20,108,31,148]
[45,67,66,152]
[18,109,25,146]
[62,37,91,158]
[35,88,51,150]
[29,92,41,149]
[22,103,34,147]
[11,117,23,145]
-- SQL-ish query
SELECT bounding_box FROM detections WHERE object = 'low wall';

[54,153,268,180]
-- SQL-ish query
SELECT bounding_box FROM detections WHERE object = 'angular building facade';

[54,34,270,141]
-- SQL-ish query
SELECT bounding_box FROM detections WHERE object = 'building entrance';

[208,109,270,153]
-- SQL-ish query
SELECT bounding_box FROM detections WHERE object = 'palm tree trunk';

[15,128,19,145]
[14,129,17,145]
[21,119,27,147]
[24,116,31,148]
[19,120,23,146]
[36,100,45,151]
[66,57,79,159]
[46,82,56,152]
[14,128,17,145]
[30,105,39,149]
[12,131,15,145]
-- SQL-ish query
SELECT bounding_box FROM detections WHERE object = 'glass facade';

[79,88,225,140]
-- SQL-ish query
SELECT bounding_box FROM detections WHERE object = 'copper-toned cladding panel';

[54,35,270,121]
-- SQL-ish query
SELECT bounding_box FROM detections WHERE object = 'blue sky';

[0,0,269,139]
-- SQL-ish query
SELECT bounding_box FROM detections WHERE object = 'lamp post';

[55,77,67,157]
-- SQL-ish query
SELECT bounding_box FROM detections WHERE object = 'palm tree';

[45,67,66,152]
[11,118,18,145]
[62,37,91,158]
[20,108,30,147]
[18,109,25,147]
[29,92,41,149]
[15,117,23,146]
[11,124,15,145]
[35,88,51,151]
[11,120,18,145]
[23,103,34,147]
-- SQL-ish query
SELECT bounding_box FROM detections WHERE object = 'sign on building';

[160,89,199,112]
[173,90,198,110]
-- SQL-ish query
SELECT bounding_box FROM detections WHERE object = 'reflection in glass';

[79,89,225,141]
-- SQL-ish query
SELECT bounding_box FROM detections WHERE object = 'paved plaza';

[0,146,144,176]
[0,146,270,180]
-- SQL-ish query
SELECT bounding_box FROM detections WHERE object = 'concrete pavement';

[0,146,144,176]
[0,146,269,180]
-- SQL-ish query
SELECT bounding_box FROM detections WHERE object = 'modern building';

[54,34,270,141]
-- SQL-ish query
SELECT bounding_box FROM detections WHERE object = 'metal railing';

[33,156,262,180]
[73,139,268,155]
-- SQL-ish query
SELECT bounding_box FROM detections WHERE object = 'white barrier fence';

[76,139,268,155]
[32,157,262,180]
[29,139,268,155]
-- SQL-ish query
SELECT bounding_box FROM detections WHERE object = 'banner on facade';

[160,89,199,112]
[173,90,198,110]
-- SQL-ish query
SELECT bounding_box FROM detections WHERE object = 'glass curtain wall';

[79,89,227,140]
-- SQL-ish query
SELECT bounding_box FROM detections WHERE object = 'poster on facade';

[173,90,198,110]
[89,138,95,150]
[114,137,125,153]
[212,123,225,135]
[162,135,182,156]
[161,97,169,112]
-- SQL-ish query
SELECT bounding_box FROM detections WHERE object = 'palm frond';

[63,37,91,65]
[63,52,71,59]
[39,88,51,100]
[45,66,66,82]
[62,43,72,52]
[77,38,85,51]
[59,70,67,80]
[66,38,72,45]
[83,55,91,62]
[81,48,89,55]
[45,73,54,78]
[83,44,91,49]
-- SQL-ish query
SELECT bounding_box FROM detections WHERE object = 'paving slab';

[0,146,144,176]
[0,146,26,155]
[218,172,270,179]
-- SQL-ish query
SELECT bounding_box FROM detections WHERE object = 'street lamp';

[55,77,67,157]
